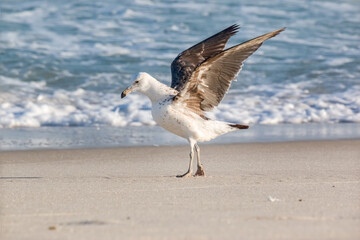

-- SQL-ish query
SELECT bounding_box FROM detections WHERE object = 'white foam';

[326,58,353,66]
[207,82,360,125]
[2,7,46,23]
[134,0,154,6]
[94,43,130,56]
[0,75,155,128]
[0,75,359,128]
[122,9,140,18]
[1,0,359,129]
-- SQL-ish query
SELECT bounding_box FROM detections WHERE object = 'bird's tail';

[228,124,249,129]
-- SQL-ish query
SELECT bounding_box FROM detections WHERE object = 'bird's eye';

[135,80,139,84]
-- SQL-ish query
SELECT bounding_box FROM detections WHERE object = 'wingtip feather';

[228,24,240,35]
[229,124,249,129]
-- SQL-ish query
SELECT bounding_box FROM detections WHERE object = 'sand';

[1,140,359,240]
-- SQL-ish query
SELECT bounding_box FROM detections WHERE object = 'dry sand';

[1,140,359,240]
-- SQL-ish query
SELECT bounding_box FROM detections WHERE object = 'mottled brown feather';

[176,27,285,116]
[171,24,240,92]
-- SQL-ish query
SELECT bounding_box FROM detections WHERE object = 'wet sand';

[1,140,359,240]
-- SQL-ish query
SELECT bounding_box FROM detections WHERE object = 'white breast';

[152,98,193,139]
[151,97,235,142]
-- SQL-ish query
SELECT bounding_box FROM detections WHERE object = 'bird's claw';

[176,171,192,178]
[194,166,205,177]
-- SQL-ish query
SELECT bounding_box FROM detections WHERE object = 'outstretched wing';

[176,28,285,117]
[170,24,239,91]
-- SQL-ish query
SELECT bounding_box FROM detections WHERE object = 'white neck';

[141,75,176,102]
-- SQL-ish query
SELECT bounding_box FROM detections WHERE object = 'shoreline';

[1,123,360,151]
[1,140,359,239]
[1,137,360,153]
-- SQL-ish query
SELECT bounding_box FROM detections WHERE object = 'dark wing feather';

[176,28,285,116]
[170,24,239,91]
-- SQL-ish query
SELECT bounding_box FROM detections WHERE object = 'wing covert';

[176,28,285,115]
[170,24,240,91]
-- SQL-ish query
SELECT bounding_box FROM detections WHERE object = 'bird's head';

[121,72,151,98]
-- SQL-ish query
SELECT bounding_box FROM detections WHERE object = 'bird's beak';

[121,87,132,98]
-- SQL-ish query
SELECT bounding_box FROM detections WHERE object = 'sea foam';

[0,75,359,128]
[1,0,359,128]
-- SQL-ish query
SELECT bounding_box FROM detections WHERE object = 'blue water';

[0,0,360,149]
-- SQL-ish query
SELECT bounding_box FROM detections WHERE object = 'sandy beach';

[1,140,359,240]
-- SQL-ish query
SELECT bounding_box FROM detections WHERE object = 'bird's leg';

[177,140,195,178]
[194,143,205,176]
[176,149,194,178]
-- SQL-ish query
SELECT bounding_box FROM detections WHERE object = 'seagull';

[121,24,285,177]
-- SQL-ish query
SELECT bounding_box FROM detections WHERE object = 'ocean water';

[1,0,360,149]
